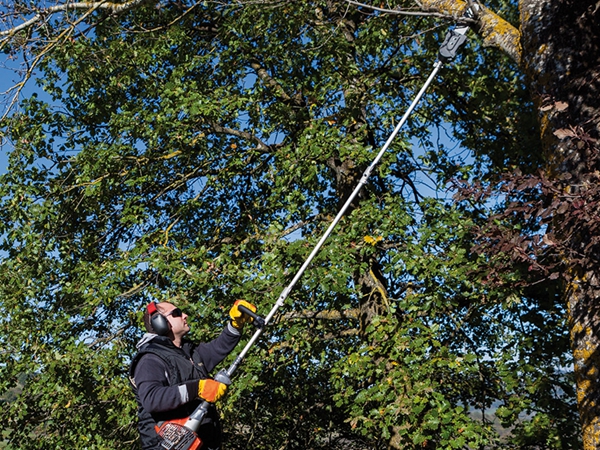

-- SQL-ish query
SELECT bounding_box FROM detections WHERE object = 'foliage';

[0,1,579,449]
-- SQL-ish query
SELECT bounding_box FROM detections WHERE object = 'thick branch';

[249,59,304,107]
[349,0,522,64]
[418,0,522,63]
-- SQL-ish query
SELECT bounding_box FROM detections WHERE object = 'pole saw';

[154,17,473,450]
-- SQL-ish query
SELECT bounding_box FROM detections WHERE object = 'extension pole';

[224,59,444,377]
[182,22,471,435]
[223,17,475,378]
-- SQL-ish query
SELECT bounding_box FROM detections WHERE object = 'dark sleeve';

[134,353,199,413]
[193,323,242,374]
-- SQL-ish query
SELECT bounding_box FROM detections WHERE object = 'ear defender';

[147,302,171,336]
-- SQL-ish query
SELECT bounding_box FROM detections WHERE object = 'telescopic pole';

[222,20,472,379]
[180,23,471,437]
[225,59,444,374]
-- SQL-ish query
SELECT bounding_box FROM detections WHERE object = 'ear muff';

[147,302,171,336]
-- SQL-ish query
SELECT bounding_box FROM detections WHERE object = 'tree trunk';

[520,1,600,448]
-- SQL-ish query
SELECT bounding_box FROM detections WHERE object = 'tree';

[0,0,591,449]
[422,1,600,448]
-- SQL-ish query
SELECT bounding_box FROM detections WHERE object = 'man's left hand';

[229,300,256,329]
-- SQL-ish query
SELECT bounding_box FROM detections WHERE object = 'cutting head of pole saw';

[437,29,468,63]
[437,3,478,63]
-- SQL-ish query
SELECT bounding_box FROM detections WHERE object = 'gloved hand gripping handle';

[182,369,232,434]
[237,304,265,328]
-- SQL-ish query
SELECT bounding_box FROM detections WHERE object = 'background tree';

[0,0,591,449]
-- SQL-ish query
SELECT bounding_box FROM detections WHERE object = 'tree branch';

[1,0,152,121]
[417,0,522,63]
[208,120,271,152]
[0,0,149,38]
[348,0,522,64]
[346,0,457,19]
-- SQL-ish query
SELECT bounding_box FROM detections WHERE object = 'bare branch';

[346,0,457,19]
[0,0,148,38]
[208,119,271,152]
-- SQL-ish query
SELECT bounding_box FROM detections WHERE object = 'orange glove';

[198,379,227,403]
[229,300,256,329]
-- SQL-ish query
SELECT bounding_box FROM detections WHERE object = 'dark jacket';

[130,324,241,450]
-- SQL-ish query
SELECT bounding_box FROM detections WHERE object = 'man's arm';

[193,323,241,373]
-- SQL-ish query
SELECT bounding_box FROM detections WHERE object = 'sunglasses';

[165,308,183,318]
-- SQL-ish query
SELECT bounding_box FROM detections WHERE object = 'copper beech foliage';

[455,128,600,286]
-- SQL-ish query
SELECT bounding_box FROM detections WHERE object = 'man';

[129,300,256,450]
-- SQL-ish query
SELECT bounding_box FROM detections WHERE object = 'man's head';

[144,302,190,341]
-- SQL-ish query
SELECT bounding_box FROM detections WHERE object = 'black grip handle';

[238,304,265,328]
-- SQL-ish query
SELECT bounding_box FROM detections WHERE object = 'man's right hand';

[198,379,228,403]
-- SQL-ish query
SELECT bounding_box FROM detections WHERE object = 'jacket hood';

[135,332,159,350]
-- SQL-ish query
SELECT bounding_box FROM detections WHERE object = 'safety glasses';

[165,308,183,318]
